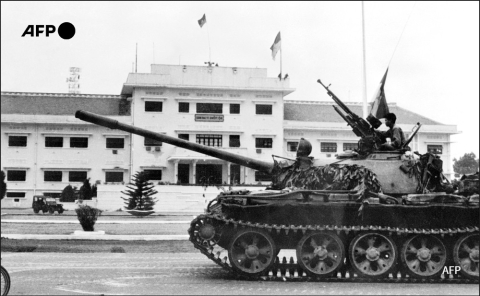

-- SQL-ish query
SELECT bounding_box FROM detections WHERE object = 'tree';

[79,178,97,200]
[60,185,77,202]
[121,171,158,210]
[1,170,6,199]
[453,152,479,175]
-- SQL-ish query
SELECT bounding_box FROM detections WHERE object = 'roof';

[1,92,125,116]
[284,100,443,125]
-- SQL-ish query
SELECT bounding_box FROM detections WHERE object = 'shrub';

[110,246,126,253]
[121,171,158,211]
[79,178,97,200]
[75,205,102,231]
[0,170,6,199]
[61,185,77,202]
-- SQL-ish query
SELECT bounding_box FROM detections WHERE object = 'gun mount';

[317,79,384,155]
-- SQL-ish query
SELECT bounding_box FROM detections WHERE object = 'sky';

[1,1,479,161]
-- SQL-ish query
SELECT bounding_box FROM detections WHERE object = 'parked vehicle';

[32,195,64,214]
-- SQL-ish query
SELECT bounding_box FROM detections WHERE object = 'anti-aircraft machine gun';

[317,79,385,155]
[75,83,478,283]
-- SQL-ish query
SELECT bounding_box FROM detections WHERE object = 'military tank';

[74,80,478,283]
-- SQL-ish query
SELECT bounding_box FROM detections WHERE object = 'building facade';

[1,64,458,208]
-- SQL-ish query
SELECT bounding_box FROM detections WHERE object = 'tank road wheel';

[400,234,447,279]
[349,232,397,278]
[190,216,222,248]
[453,234,479,279]
[296,231,345,277]
[228,228,277,277]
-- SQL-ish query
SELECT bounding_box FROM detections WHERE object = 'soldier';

[375,113,406,151]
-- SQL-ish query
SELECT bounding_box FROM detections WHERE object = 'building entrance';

[177,164,190,184]
[230,164,241,185]
[196,164,222,185]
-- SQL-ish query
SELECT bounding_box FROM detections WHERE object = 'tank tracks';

[188,214,479,284]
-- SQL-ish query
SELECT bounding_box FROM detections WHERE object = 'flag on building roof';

[369,68,390,119]
[198,14,206,28]
[270,32,281,61]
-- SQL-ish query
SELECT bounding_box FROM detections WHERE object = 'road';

[2,253,477,295]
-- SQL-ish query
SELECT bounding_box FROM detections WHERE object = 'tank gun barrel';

[75,110,274,173]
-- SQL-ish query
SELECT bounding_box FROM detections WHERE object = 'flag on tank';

[369,68,390,119]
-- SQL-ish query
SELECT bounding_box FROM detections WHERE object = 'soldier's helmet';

[296,138,312,157]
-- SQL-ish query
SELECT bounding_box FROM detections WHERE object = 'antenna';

[135,43,138,73]
[66,67,81,94]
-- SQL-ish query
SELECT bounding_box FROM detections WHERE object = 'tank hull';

[189,190,479,283]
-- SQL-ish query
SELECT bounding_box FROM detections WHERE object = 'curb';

[2,234,190,241]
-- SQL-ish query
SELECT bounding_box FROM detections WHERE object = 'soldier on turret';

[374,113,406,151]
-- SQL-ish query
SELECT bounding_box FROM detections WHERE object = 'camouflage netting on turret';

[270,159,382,193]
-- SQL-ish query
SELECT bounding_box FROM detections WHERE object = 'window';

[70,137,88,148]
[321,142,337,153]
[287,141,299,152]
[6,192,26,198]
[69,171,87,182]
[9,136,27,147]
[7,170,26,181]
[45,136,63,147]
[229,135,240,147]
[196,103,222,114]
[44,171,62,182]
[105,171,123,183]
[255,138,273,148]
[256,104,272,115]
[178,134,189,141]
[343,143,358,151]
[145,101,163,112]
[255,171,272,182]
[144,170,162,180]
[144,138,163,146]
[44,192,61,199]
[196,134,222,147]
[427,145,443,154]
[230,104,240,114]
[106,138,125,149]
[179,102,190,113]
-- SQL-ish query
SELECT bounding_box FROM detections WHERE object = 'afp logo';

[21,22,75,40]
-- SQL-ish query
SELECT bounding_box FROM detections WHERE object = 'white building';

[1,64,458,208]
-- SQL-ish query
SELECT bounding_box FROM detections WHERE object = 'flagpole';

[280,44,283,77]
[206,22,211,63]
[361,2,368,119]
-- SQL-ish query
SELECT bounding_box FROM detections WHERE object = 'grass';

[1,237,196,253]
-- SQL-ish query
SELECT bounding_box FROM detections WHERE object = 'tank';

[74,81,478,283]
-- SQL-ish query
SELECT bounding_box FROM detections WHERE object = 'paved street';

[2,253,478,295]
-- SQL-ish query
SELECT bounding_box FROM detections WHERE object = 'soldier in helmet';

[375,113,406,151]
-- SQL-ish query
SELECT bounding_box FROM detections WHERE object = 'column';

[192,160,197,184]
[227,162,231,184]
[174,160,179,183]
